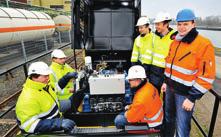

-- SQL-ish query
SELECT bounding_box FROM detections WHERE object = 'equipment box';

[89,74,125,95]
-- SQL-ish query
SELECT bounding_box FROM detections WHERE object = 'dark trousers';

[69,89,86,112]
[149,65,165,94]
[142,64,151,78]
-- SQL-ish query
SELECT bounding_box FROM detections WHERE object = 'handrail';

[210,89,221,100]
[192,89,221,137]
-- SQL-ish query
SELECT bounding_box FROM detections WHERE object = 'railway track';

[0,49,84,137]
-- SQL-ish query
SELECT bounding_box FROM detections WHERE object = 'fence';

[0,31,72,74]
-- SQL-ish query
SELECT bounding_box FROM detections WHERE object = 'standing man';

[162,9,216,137]
[131,16,153,77]
[114,65,163,129]
[150,12,175,93]
[50,49,82,113]
[16,62,75,134]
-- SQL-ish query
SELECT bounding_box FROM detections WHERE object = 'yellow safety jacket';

[131,33,153,65]
[16,78,61,133]
[50,62,75,100]
[152,28,175,68]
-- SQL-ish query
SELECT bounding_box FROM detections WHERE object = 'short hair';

[144,23,149,27]
[29,74,40,80]
[163,20,170,25]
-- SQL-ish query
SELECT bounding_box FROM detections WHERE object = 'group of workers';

[115,8,215,137]
[15,49,80,134]
[15,8,215,137]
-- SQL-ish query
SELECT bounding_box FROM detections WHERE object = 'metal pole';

[69,30,72,43]
[21,38,27,62]
[23,64,28,78]
[58,31,62,44]
[44,33,48,51]
[208,97,220,137]
[192,116,207,137]
[6,0,9,8]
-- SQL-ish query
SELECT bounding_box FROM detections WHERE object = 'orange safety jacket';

[125,81,163,127]
[165,28,216,101]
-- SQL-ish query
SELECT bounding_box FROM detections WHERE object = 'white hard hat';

[28,62,52,75]
[126,65,146,79]
[51,49,67,58]
[154,12,172,23]
[136,16,150,26]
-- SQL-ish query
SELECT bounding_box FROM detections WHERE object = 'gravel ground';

[0,123,13,137]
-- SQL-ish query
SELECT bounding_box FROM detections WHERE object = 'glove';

[58,72,78,89]
[64,72,78,79]
[61,119,76,132]
[124,105,131,110]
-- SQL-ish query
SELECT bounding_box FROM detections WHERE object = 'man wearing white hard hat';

[131,16,153,77]
[149,12,175,93]
[16,62,76,134]
[50,49,83,113]
[114,65,163,129]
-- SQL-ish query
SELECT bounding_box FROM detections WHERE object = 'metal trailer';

[67,0,160,136]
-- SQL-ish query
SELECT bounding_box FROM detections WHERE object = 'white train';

[0,7,71,47]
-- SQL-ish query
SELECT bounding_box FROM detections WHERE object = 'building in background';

[27,0,71,12]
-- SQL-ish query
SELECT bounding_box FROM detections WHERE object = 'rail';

[0,90,21,109]
[192,89,221,137]
[3,124,19,137]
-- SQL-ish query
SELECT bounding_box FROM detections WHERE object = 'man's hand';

[69,88,75,93]
[182,98,194,111]
[61,119,76,132]
[161,83,167,92]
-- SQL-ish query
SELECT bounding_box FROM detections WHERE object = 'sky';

[141,0,221,19]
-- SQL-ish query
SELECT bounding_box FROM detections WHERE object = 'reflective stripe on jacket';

[15,78,61,133]
[152,29,175,68]
[165,28,216,97]
[50,62,75,100]
[126,82,163,127]
[131,33,153,64]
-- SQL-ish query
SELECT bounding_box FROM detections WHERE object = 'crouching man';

[16,62,75,134]
[114,65,163,129]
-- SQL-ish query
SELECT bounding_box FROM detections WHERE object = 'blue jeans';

[114,112,128,129]
[163,86,194,137]
[59,99,71,113]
